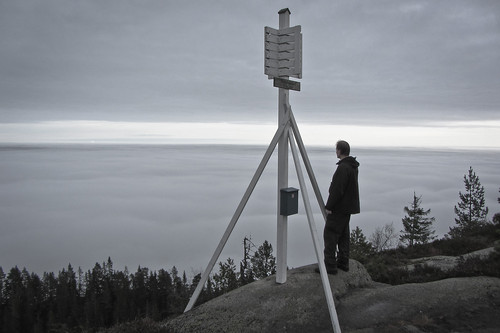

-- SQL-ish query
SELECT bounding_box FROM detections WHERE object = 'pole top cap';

[278,8,291,15]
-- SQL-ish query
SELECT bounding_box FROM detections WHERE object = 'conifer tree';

[204,276,214,301]
[113,269,132,322]
[449,166,489,237]
[213,258,238,294]
[493,187,500,226]
[250,240,276,279]
[0,261,200,332]
[400,192,436,246]
[239,236,255,285]
[5,267,25,332]
[0,267,4,307]
[157,269,172,317]
[350,226,373,262]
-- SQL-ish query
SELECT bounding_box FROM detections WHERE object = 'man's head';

[336,140,350,159]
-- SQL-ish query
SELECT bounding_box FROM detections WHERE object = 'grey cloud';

[0,1,499,125]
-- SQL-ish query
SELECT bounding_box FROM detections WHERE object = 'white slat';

[264,24,302,79]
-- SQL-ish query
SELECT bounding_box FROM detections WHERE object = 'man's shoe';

[337,260,349,272]
[338,265,349,272]
[314,266,338,275]
[327,267,338,275]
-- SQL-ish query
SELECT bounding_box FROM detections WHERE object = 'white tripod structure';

[184,8,341,333]
[184,103,341,332]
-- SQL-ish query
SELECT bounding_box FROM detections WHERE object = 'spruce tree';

[449,166,489,237]
[400,192,436,246]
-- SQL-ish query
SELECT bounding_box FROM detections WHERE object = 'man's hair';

[336,140,350,156]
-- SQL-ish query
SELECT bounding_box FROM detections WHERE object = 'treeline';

[350,167,500,284]
[0,239,276,333]
[353,166,498,255]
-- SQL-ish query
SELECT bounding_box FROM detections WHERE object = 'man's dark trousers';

[324,211,351,269]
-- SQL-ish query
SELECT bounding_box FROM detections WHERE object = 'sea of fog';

[1,144,499,278]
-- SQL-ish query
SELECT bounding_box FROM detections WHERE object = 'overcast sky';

[1,0,499,147]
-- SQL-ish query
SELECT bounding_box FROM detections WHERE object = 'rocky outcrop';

[166,261,372,333]
[404,247,495,272]
[166,259,500,333]
[338,276,500,332]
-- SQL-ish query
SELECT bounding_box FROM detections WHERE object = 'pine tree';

[170,266,186,313]
[156,269,172,317]
[493,187,500,226]
[147,271,160,320]
[204,276,214,301]
[239,236,255,285]
[212,258,238,294]
[56,265,79,327]
[4,267,25,332]
[250,240,276,279]
[113,269,132,323]
[0,267,4,309]
[350,226,373,263]
[400,192,436,246]
[449,166,489,237]
[84,263,106,328]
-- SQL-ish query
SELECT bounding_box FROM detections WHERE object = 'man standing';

[321,140,360,274]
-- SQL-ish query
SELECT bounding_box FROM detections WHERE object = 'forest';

[1,168,498,333]
[0,238,275,333]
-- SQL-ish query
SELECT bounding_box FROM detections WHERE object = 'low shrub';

[364,224,499,284]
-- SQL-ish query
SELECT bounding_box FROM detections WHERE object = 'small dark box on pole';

[280,187,299,216]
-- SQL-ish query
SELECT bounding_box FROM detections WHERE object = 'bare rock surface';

[166,259,500,333]
[339,276,500,332]
[404,247,495,272]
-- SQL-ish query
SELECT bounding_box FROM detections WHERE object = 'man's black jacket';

[325,156,360,214]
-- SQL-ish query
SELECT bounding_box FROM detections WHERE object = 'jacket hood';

[337,156,360,168]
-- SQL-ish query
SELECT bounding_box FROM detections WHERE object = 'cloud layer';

[1,0,499,128]
[1,144,498,276]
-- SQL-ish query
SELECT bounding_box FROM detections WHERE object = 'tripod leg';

[288,107,328,221]
[184,122,288,312]
[288,128,342,333]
